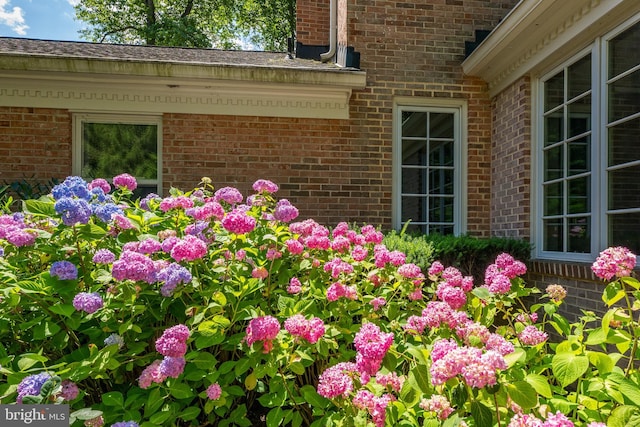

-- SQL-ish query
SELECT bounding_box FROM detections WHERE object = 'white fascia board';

[462,0,637,97]
[0,58,366,120]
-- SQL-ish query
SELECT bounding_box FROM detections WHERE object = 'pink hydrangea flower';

[113,173,137,191]
[369,297,386,311]
[155,324,190,357]
[88,178,111,194]
[428,261,445,277]
[398,263,423,279]
[591,246,636,280]
[222,209,257,235]
[252,267,269,279]
[436,283,467,309]
[285,239,304,255]
[508,413,543,427]
[170,235,207,262]
[60,380,79,400]
[245,316,280,353]
[518,325,548,346]
[375,372,404,392]
[284,314,325,344]
[159,196,194,212]
[287,277,302,294]
[546,284,567,302]
[73,292,103,314]
[542,412,574,427]
[354,323,394,362]
[420,394,454,420]
[317,362,358,398]
[206,383,222,400]
[252,179,279,193]
[139,360,165,389]
[214,187,243,205]
[274,199,299,223]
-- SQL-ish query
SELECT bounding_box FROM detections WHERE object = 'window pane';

[402,111,427,137]
[544,146,564,181]
[544,111,563,145]
[402,139,427,166]
[82,123,157,180]
[608,164,640,210]
[406,223,427,234]
[608,69,640,123]
[567,216,590,253]
[609,22,640,79]
[567,176,590,214]
[402,196,426,223]
[568,95,591,138]
[567,54,591,99]
[608,116,640,166]
[429,169,454,195]
[429,113,454,138]
[401,168,426,194]
[544,71,564,112]
[544,182,563,216]
[429,224,454,235]
[568,137,590,176]
[429,196,454,222]
[429,140,454,166]
[609,211,640,254]
[543,219,563,251]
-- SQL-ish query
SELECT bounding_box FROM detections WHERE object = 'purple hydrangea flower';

[206,383,222,400]
[111,251,157,283]
[111,421,139,427]
[155,324,190,357]
[104,333,125,348]
[214,187,243,205]
[93,249,116,265]
[88,178,111,194]
[159,356,186,378]
[54,197,92,226]
[157,263,192,296]
[60,380,79,400]
[93,203,123,223]
[16,372,51,403]
[72,292,103,314]
[273,199,299,223]
[50,261,78,280]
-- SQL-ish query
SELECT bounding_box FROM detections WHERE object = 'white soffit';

[0,58,366,120]
[462,0,639,97]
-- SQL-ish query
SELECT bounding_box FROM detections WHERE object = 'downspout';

[320,0,337,62]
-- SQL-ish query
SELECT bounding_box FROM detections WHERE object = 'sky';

[0,0,84,41]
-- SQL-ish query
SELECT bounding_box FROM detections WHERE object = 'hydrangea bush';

[0,175,638,427]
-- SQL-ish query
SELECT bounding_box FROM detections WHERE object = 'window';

[73,114,162,196]
[537,17,640,260]
[393,101,466,235]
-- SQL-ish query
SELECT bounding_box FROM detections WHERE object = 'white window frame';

[534,14,640,262]
[392,98,468,234]
[72,113,163,194]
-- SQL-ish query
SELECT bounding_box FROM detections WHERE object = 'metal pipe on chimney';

[320,0,337,62]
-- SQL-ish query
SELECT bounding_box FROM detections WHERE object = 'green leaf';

[585,327,607,346]
[506,381,538,409]
[178,406,201,421]
[289,362,306,375]
[102,391,124,407]
[149,410,174,425]
[49,303,75,318]
[18,353,48,371]
[586,350,614,374]
[552,353,589,387]
[300,385,329,410]
[609,405,640,427]
[144,388,164,417]
[234,357,252,376]
[23,199,55,216]
[169,382,194,399]
[70,408,103,421]
[472,287,491,299]
[266,407,284,427]
[470,401,493,427]
[525,373,553,399]
[603,281,626,307]
[407,364,430,394]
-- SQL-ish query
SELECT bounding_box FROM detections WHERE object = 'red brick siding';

[296,1,330,46]
[0,107,72,185]
[491,77,532,239]
[163,113,389,227]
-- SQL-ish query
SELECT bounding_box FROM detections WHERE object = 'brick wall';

[296,0,330,46]
[526,260,608,324]
[0,107,72,187]
[162,113,389,227]
[491,77,532,239]
[298,0,519,236]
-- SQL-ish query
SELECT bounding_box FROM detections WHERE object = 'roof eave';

[462,0,637,97]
